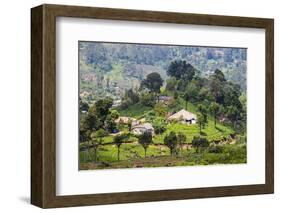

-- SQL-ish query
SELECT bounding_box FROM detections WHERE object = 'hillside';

[79,42,247,104]
[79,42,247,170]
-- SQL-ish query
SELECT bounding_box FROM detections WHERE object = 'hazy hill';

[79,42,246,102]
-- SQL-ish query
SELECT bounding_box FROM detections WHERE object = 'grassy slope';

[117,102,153,118]
[117,98,234,143]
[80,97,238,169]
[80,143,246,169]
[154,121,233,144]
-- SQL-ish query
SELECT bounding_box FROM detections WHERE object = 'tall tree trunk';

[179,144,182,156]
[214,115,217,127]
[144,148,147,157]
[94,148,97,162]
[117,146,120,161]
[87,142,91,162]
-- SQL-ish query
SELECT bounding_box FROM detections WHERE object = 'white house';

[131,123,154,135]
[167,109,197,124]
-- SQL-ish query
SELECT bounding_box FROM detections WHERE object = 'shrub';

[140,92,156,107]
[208,146,223,153]
[192,136,209,153]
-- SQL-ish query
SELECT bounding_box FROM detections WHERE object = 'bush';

[192,136,209,152]
[140,92,156,107]
[208,146,223,153]
[154,125,167,135]
[120,98,133,110]
[236,134,247,144]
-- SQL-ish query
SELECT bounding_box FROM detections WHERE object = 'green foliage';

[154,103,168,117]
[118,102,152,118]
[164,131,178,156]
[208,145,223,153]
[197,104,208,123]
[185,82,198,102]
[197,113,207,133]
[140,72,164,93]
[126,88,140,104]
[138,132,153,157]
[177,132,186,155]
[79,43,247,170]
[198,87,214,104]
[91,97,113,124]
[79,98,89,112]
[167,60,196,81]
[192,136,209,153]
[140,92,156,107]
[165,77,178,92]
[113,133,129,161]
[209,102,220,126]
[89,130,107,162]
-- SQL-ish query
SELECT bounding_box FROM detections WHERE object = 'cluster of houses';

[115,109,197,135]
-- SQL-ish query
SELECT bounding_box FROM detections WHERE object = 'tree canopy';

[140,72,163,93]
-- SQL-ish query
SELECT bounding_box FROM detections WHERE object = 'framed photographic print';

[31,4,274,208]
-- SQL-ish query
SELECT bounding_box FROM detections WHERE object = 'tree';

[124,88,140,104]
[127,119,132,131]
[80,109,101,141]
[167,60,196,81]
[140,92,156,107]
[138,132,153,157]
[226,105,240,128]
[177,132,186,156]
[164,131,178,156]
[140,72,163,94]
[183,91,190,110]
[192,136,209,153]
[79,98,89,112]
[182,82,198,109]
[198,87,214,104]
[213,69,226,82]
[104,110,119,133]
[90,129,106,162]
[92,97,113,124]
[154,103,168,117]
[209,102,220,127]
[209,69,226,104]
[197,113,206,134]
[223,83,242,109]
[197,104,208,124]
[165,77,178,92]
[113,133,129,161]
[153,117,167,135]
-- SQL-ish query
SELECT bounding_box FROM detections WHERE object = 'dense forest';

[79,42,247,170]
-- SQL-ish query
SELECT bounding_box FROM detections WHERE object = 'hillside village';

[113,108,197,135]
[79,43,247,170]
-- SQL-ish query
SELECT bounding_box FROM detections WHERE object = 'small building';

[115,116,139,126]
[112,99,122,107]
[131,123,154,135]
[158,96,174,105]
[167,109,197,125]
